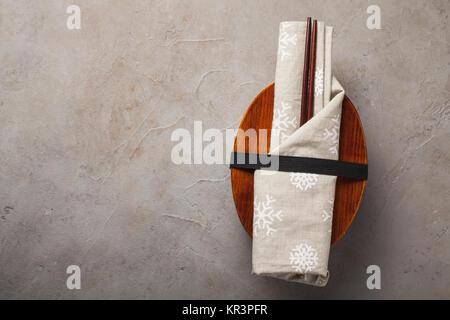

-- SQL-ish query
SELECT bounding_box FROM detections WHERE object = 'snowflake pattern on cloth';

[289,244,319,273]
[321,199,334,222]
[314,68,324,97]
[272,102,297,144]
[253,195,283,237]
[277,24,297,61]
[322,114,341,155]
[289,173,318,191]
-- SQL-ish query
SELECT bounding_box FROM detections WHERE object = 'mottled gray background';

[0,0,449,299]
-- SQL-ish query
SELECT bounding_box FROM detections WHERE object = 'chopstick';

[307,19,318,121]
[300,17,311,126]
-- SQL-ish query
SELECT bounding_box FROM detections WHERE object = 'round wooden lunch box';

[230,83,367,245]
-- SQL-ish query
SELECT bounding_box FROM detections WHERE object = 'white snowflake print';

[272,102,297,143]
[323,114,341,155]
[289,173,318,191]
[253,195,283,237]
[289,244,319,273]
[278,24,297,61]
[322,199,334,222]
[314,68,324,97]
[322,209,332,222]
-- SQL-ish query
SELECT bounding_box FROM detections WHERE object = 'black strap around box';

[229,152,368,180]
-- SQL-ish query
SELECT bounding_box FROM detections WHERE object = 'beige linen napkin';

[252,21,343,286]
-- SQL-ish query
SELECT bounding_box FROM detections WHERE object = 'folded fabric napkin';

[252,21,344,286]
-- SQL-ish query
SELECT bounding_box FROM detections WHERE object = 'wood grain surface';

[230,83,367,245]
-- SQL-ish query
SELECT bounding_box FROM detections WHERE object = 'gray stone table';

[0,0,448,299]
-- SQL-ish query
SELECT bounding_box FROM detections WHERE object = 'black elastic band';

[229,152,368,180]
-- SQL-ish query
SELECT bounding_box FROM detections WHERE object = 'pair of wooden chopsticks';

[300,17,318,127]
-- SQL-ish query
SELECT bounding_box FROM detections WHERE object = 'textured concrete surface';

[0,0,449,299]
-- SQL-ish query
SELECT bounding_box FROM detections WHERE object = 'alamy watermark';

[66,5,81,30]
[366,265,381,290]
[170,121,280,170]
[65,5,380,32]
[366,5,381,30]
[66,265,81,290]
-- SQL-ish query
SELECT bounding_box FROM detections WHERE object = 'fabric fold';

[252,21,343,287]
